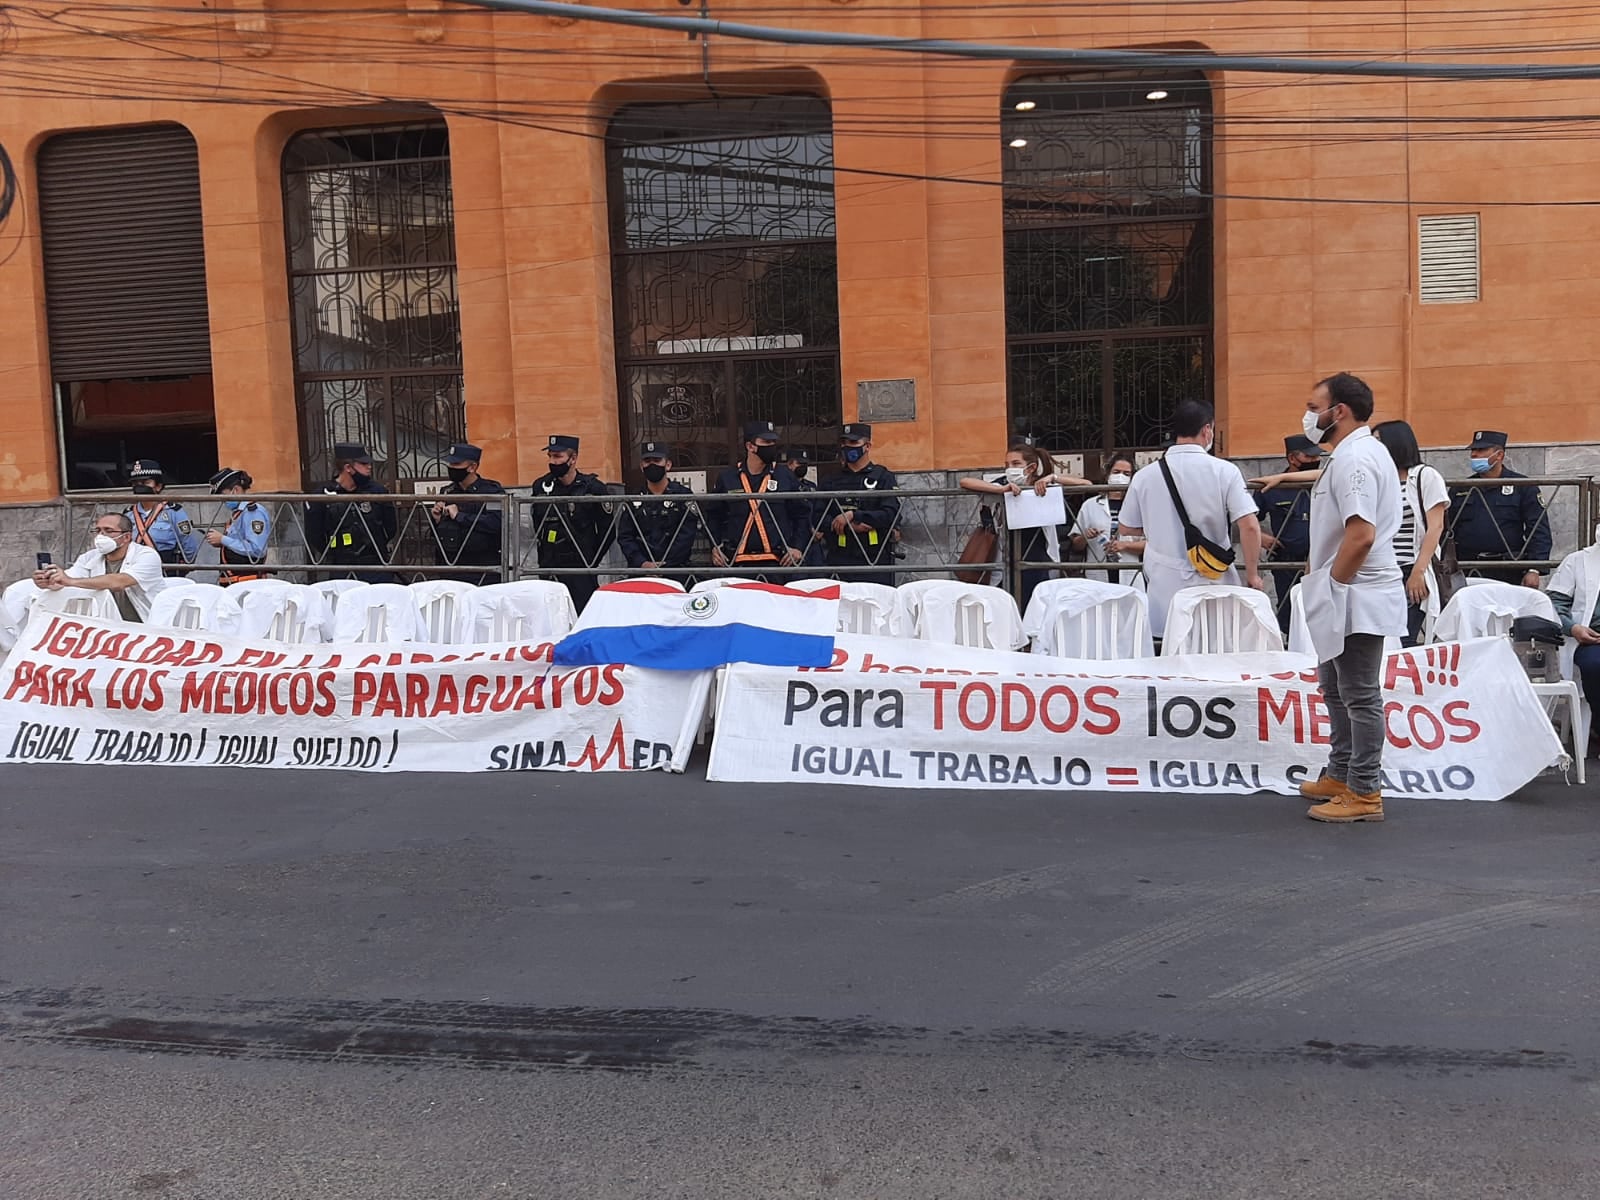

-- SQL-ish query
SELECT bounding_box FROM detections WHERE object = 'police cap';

[1468,430,1509,450]
[209,467,253,493]
[446,442,483,464]
[547,435,580,453]
[129,459,164,481]
[1283,434,1326,457]
[782,446,811,465]
[333,443,373,464]
[841,423,873,442]
[640,440,673,460]
[742,419,779,443]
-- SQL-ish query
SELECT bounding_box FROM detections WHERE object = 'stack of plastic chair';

[410,579,480,643]
[313,579,367,616]
[908,581,1025,650]
[1432,580,1555,642]
[624,576,687,592]
[235,583,332,644]
[836,582,900,636]
[1162,586,1283,656]
[1024,578,1152,659]
[329,582,425,643]
[468,580,578,644]
[147,584,243,636]
[894,577,957,638]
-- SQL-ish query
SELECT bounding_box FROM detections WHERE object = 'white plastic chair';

[784,578,840,595]
[1432,581,1556,642]
[3,578,41,637]
[894,578,955,636]
[225,578,291,603]
[837,582,901,636]
[1024,579,1152,659]
[143,576,197,598]
[235,583,331,644]
[623,576,687,592]
[690,578,744,593]
[330,582,425,643]
[30,587,120,621]
[146,584,243,635]
[313,579,367,615]
[467,580,577,644]
[409,579,480,643]
[909,581,1025,650]
[1162,586,1284,656]
[1530,678,1588,785]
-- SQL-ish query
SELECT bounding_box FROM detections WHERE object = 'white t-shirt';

[64,539,164,620]
[1395,464,1448,566]
[1308,426,1406,639]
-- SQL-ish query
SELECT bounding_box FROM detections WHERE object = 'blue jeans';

[1574,643,1600,714]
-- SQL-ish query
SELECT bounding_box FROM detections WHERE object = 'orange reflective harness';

[129,502,167,551]
[732,469,779,565]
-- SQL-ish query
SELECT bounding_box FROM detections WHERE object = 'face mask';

[1106,472,1131,487]
[93,533,119,555]
[790,465,808,480]
[1469,457,1491,475]
[1303,407,1337,444]
[447,466,471,484]
[841,446,867,465]
[132,481,156,496]
[225,499,243,512]
[642,463,667,484]
[752,444,780,466]
[1005,466,1030,487]
[547,460,571,479]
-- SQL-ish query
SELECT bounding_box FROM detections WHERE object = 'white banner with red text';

[0,614,710,773]
[706,635,1564,800]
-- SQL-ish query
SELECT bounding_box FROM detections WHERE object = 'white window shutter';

[1418,214,1480,304]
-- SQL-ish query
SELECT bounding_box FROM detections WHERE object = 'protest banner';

[0,614,710,773]
[707,635,1565,800]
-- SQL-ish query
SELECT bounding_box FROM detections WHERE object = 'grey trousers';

[1318,633,1387,795]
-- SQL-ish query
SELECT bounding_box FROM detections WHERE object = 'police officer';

[817,423,900,586]
[617,441,702,585]
[709,420,810,579]
[1448,430,1551,587]
[534,434,612,612]
[430,442,504,585]
[125,459,200,571]
[782,446,827,568]
[1259,433,1324,633]
[205,467,271,586]
[304,443,397,583]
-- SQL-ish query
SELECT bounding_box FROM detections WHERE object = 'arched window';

[607,95,841,479]
[282,122,463,488]
[1003,73,1212,455]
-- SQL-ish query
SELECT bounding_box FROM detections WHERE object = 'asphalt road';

[3,763,1598,1198]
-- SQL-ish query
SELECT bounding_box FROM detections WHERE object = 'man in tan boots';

[1296,373,1405,823]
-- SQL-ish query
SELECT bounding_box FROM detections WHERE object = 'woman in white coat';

[1548,527,1600,759]
[1074,450,1142,587]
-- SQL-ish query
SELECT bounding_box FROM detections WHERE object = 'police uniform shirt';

[816,462,900,563]
[126,500,200,563]
[1448,465,1553,562]
[1261,486,1313,560]
[535,471,612,560]
[306,475,395,557]
[439,476,505,554]
[709,462,809,559]
[617,480,699,567]
[219,502,272,565]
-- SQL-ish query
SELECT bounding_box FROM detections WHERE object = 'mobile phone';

[36,552,52,570]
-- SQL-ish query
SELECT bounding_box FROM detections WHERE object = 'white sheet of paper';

[1003,486,1068,531]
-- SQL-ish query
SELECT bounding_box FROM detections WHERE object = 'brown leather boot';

[1299,774,1346,800]
[1308,790,1384,823]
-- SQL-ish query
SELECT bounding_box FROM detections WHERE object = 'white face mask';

[1106,472,1131,487]
[93,533,119,555]
[1005,466,1030,487]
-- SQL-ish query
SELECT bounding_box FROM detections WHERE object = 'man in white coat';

[1298,373,1406,823]
[32,512,164,621]
[1116,399,1265,640]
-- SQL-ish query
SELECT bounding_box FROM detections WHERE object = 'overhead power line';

[451,0,1600,79]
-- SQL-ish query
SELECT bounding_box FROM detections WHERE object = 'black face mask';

[751,443,780,466]
[132,481,157,496]
[548,461,572,480]
[790,465,808,480]
[642,463,667,484]
[447,466,471,485]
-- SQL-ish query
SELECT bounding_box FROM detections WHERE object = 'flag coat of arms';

[552,581,838,670]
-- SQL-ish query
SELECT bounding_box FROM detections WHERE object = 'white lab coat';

[63,540,164,620]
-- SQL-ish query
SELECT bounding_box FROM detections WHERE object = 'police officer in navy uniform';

[782,446,827,568]
[1259,433,1324,633]
[430,442,504,585]
[1448,430,1552,587]
[125,459,201,571]
[534,434,613,612]
[817,423,901,587]
[304,442,397,583]
[617,441,702,586]
[205,467,272,586]
[709,420,810,579]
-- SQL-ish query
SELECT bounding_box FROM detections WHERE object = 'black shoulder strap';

[1156,453,1199,537]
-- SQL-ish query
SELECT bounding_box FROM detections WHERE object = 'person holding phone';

[32,513,164,621]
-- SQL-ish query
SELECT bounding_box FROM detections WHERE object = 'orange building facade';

[2,0,1599,503]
